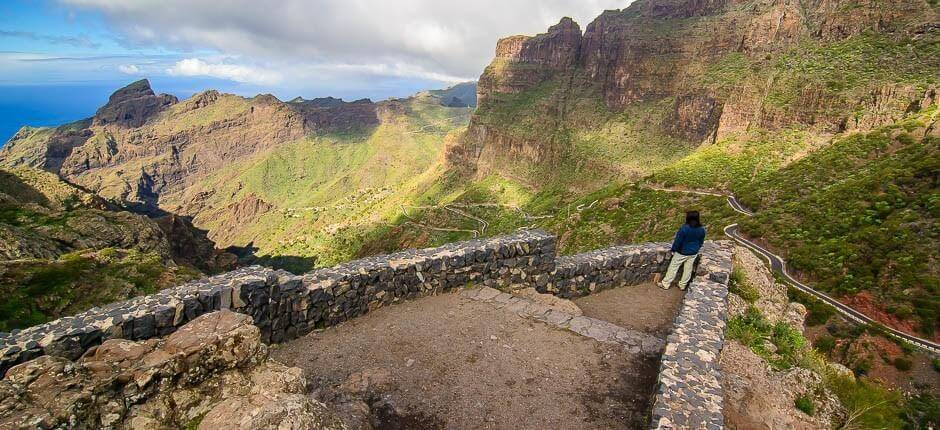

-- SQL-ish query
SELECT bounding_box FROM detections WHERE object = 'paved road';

[650,187,940,354]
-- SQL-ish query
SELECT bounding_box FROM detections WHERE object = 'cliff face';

[455,0,939,181]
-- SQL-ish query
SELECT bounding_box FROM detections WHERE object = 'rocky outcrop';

[721,246,844,429]
[720,342,845,429]
[0,311,345,430]
[92,79,178,128]
[294,98,379,133]
[477,17,581,106]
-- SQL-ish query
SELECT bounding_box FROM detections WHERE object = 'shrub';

[814,335,836,354]
[892,357,913,372]
[826,374,904,429]
[933,358,940,372]
[788,287,835,326]
[794,395,815,416]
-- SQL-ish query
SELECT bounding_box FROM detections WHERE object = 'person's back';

[674,223,706,256]
[659,211,706,290]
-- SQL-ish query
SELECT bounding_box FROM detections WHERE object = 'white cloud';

[60,0,630,83]
[166,58,282,85]
[117,64,139,74]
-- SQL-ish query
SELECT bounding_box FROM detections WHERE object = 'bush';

[903,392,940,429]
[794,395,815,416]
[788,287,835,326]
[892,357,913,372]
[814,335,836,354]
[826,374,905,429]
[933,358,940,372]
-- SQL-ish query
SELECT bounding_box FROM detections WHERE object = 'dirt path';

[574,284,684,339]
[272,292,661,429]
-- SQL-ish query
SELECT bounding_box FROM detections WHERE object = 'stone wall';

[650,241,734,430]
[1,232,735,429]
[543,243,672,298]
[0,230,555,376]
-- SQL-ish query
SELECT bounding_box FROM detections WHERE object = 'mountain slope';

[0,81,473,269]
[383,0,940,340]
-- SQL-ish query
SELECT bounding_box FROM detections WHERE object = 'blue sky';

[0,0,629,142]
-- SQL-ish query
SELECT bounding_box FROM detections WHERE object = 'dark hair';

[685,211,701,228]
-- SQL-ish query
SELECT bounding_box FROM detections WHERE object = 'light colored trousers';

[659,252,698,289]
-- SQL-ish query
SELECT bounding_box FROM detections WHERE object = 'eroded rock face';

[457,0,938,175]
[720,342,845,429]
[477,17,582,106]
[0,311,345,430]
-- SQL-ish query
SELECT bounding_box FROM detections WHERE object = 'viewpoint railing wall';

[0,230,733,429]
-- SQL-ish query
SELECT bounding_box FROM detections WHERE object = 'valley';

[0,0,938,428]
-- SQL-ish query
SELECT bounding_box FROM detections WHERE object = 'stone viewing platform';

[0,231,735,429]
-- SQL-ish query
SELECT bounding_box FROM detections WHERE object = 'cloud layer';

[61,0,629,83]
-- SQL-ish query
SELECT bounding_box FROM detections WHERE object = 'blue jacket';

[671,224,706,255]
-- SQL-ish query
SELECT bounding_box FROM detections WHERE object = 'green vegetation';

[738,111,939,337]
[473,73,689,188]
[892,357,913,372]
[767,34,939,110]
[729,267,759,303]
[794,395,815,416]
[788,287,836,327]
[814,335,836,354]
[0,249,199,331]
[173,96,471,266]
[361,178,740,256]
[650,129,815,191]
[729,303,908,428]
[727,307,808,370]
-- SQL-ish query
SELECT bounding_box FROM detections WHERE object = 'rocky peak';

[479,17,583,105]
[495,17,582,69]
[93,79,178,128]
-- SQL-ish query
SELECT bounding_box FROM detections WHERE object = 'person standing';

[658,211,706,290]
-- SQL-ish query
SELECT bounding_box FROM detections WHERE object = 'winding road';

[652,186,940,354]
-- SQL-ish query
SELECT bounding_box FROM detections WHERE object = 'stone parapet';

[0,230,555,376]
[546,243,672,298]
[650,241,734,430]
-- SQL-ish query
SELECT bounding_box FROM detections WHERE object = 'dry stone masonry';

[0,230,555,375]
[1,231,735,429]
[544,243,673,298]
[650,241,735,430]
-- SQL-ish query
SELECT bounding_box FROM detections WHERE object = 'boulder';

[0,311,343,429]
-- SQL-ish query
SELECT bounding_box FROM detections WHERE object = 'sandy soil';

[272,291,661,430]
[574,284,684,339]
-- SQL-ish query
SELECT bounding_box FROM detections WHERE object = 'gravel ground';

[272,291,661,429]
[574,284,684,338]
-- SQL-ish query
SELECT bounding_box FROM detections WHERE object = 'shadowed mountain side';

[0,166,241,331]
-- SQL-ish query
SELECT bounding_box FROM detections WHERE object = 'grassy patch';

[794,395,815,416]
[0,249,200,331]
[729,267,760,303]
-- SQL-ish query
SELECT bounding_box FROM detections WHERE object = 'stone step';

[461,287,665,355]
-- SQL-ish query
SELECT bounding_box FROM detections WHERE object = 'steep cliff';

[454,0,939,185]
